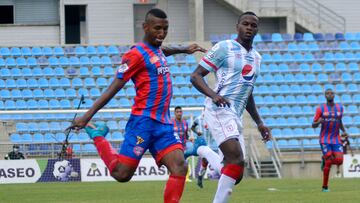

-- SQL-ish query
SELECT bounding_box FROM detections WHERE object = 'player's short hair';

[175,106,182,111]
[238,11,258,23]
[145,8,167,21]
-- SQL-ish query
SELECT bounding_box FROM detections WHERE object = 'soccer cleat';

[322,186,329,192]
[84,123,109,139]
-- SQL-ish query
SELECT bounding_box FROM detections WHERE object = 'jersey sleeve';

[199,41,227,72]
[313,106,322,122]
[116,49,143,82]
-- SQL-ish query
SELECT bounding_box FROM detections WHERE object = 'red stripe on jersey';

[162,72,172,123]
[131,58,150,117]
[202,57,218,71]
[141,45,164,120]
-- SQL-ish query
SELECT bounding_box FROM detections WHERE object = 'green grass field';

[1,178,360,203]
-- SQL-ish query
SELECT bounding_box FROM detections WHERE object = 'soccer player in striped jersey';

[191,11,271,203]
[69,8,205,203]
[312,89,349,192]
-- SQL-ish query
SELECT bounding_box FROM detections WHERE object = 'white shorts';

[204,107,246,157]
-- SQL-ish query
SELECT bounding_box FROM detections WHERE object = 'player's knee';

[111,168,134,182]
[235,173,244,185]
[170,159,188,176]
[111,171,133,182]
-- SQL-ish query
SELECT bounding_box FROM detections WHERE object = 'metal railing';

[268,137,283,178]
[250,0,346,33]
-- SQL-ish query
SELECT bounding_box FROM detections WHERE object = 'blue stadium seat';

[284,95,296,104]
[72,78,83,88]
[90,56,102,65]
[59,99,71,109]
[347,105,358,114]
[16,78,27,88]
[173,97,186,106]
[274,95,285,104]
[271,33,283,42]
[10,68,21,77]
[65,89,77,98]
[101,56,112,65]
[280,106,291,115]
[345,32,356,40]
[90,88,101,98]
[38,100,49,109]
[44,133,56,143]
[26,79,38,89]
[259,107,270,115]
[350,42,360,50]
[16,57,27,66]
[96,77,108,87]
[297,95,308,104]
[341,73,352,82]
[270,106,281,116]
[49,78,60,88]
[278,84,290,94]
[264,118,276,127]
[341,94,352,104]
[342,116,352,125]
[263,96,275,104]
[79,66,90,76]
[300,84,312,93]
[290,84,301,93]
[11,89,22,99]
[297,117,308,126]
[80,56,90,65]
[87,46,97,55]
[323,63,335,72]
[22,89,33,99]
[54,88,66,98]
[119,98,131,107]
[5,79,16,88]
[335,84,346,93]
[97,46,107,55]
[104,66,114,76]
[91,66,102,76]
[21,47,32,56]
[48,57,59,66]
[281,128,293,137]
[75,46,86,55]
[303,33,314,41]
[354,73,360,82]
[317,73,328,83]
[348,63,359,71]
[348,127,359,135]
[49,99,61,109]
[0,47,10,57]
[78,88,89,97]
[105,99,118,108]
[347,84,358,92]
[253,34,262,42]
[69,56,80,66]
[32,89,43,98]
[335,33,345,40]
[6,58,16,67]
[59,57,69,66]
[105,46,118,55]
[316,95,326,103]
[84,78,96,87]
[15,100,27,109]
[323,52,335,61]
[43,67,54,76]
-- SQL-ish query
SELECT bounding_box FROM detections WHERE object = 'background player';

[312,88,349,192]
[190,11,271,203]
[69,8,205,203]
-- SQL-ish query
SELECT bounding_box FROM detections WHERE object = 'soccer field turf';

[1,178,359,203]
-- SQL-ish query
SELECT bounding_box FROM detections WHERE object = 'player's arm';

[191,120,202,136]
[191,66,230,107]
[161,43,206,56]
[312,107,323,128]
[246,93,271,142]
[340,120,349,137]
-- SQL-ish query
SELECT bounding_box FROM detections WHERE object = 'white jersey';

[199,40,261,117]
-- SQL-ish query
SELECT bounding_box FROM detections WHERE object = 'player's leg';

[320,143,333,192]
[85,116,150,182]
[197,145,222,174]
[213,138,244,203]
[332,144,344,177]
[150,122,187,203]
[197,158,208,188]
[204,108,245,203]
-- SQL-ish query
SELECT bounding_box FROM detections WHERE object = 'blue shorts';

[320,143,343,157]
[119,115,183,167]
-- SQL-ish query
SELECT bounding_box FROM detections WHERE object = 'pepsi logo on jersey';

[242,64,255,81]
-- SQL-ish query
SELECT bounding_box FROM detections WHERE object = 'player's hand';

[66,116,90,131]
[317,118,324,124]
[185,43,206,54]
[188,136,195,142]
[258,124,271,142]
[212,95,230,108]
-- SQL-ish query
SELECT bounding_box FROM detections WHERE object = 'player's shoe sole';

[322,188,330,192]
[84,123,109,139]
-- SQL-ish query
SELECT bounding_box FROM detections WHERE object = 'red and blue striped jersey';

[172,119,189,145]
[313,103,344,144]
[116,42,172,124]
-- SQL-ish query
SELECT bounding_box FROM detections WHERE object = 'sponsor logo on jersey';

[117,63,129,73]
[133,146,144,156]
[136,136,144,145]
[242,64,255,81]
[157,66,170,75]
[150,56,159,64]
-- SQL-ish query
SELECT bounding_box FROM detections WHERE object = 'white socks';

[197,146,223,174]
[213,174,236,203]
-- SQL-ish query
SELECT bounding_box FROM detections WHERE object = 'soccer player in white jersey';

[190,11,271,203]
